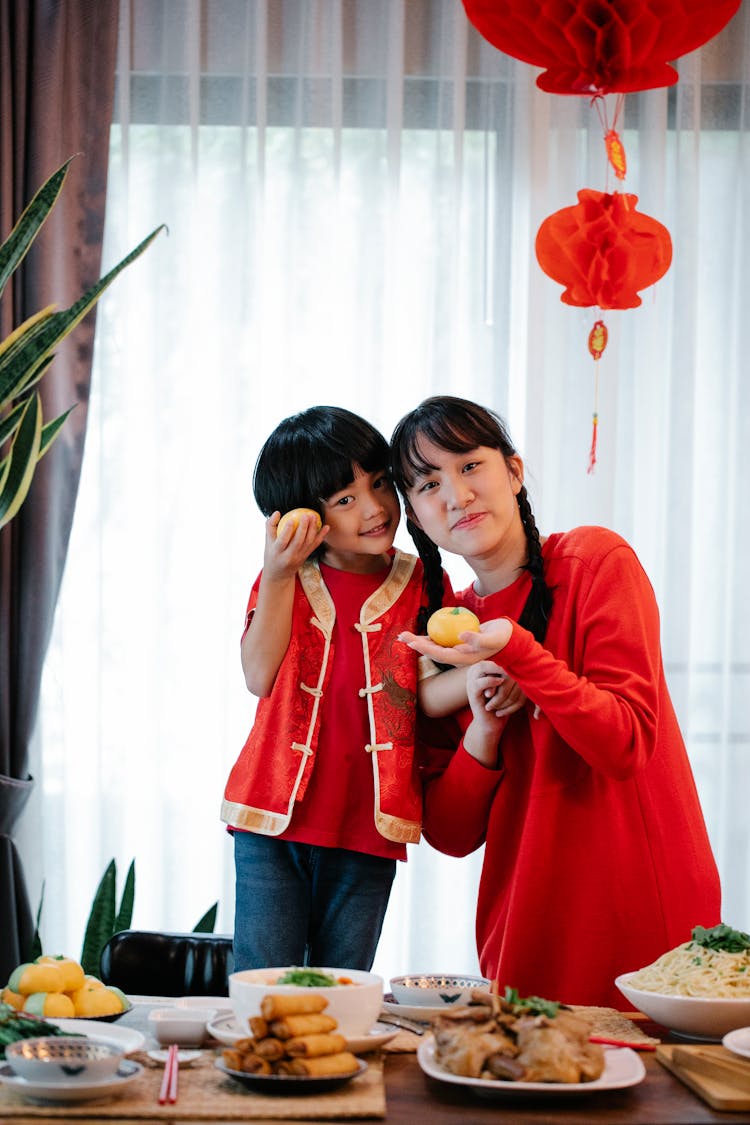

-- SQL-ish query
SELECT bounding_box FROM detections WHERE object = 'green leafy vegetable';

[0,1003,76,1058]
[503,986,562,1019]
[277,968,338,987]
[691,924,750,953]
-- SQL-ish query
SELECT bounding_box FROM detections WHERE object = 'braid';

[406,518,445,634]
[516,486,553,643]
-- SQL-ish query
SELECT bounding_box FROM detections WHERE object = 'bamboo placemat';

[0,1051,385,1120]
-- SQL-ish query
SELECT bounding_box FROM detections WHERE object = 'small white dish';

[148,1006,216,1046]
[0,1060,142,1104]
[206,1011,397,1055]
[417,1038,645,1096]
[723,1025,750,1059]
[176,995,231,1012]
[47,1018,145,1055]
[147,1048,202,1066]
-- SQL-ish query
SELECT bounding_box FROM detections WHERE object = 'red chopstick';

[158,1044,180,1104]
[590,1036,657,1051]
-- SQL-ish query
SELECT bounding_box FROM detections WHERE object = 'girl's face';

[404,438,525,563]
[320,465,401,571]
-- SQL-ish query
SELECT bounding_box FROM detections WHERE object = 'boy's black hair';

[390,395,553,641]
[253,405,390,523]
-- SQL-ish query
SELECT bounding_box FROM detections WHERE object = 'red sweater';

[419,526,721,1008]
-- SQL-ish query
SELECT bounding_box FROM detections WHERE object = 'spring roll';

[281,1051,359,1076]
[261,992,329,1019]
[222,1048,272,1075]
[269,1013,337,1039]
[248,1016,269,1038]
[285,1032,348,1057]
[254,1036,287,1061]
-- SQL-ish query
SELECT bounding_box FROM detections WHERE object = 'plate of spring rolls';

[216,991,367,1094]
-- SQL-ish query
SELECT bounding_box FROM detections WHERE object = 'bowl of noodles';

[615,924,750,1040]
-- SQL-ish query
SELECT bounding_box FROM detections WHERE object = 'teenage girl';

[222,405,465,971]
[391,394,721,1008]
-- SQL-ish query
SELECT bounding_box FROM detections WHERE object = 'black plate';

[62,1003,133,1024]
[215,1057,367,1095]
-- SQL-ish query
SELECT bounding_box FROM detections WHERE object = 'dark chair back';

[100,930,234,996]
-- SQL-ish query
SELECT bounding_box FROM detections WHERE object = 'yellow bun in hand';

[277,508,322,536]
[427,606,481,647]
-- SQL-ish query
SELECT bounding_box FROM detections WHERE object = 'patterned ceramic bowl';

[389,974,491,1008]
[5,1036,124,1083]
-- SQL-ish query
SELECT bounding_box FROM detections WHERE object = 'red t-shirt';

[279,562,406,862]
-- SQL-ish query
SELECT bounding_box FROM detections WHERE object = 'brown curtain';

[0,0,119,982]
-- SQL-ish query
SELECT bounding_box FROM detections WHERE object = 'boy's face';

[319,466,401,570]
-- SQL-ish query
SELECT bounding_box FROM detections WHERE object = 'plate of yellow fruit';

[2,955,132,1022]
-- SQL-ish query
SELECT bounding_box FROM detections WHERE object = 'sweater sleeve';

[498,541,662,779]
[417,719,504,856]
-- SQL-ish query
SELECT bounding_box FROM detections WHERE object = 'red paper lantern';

[462,0,741,95]
[535,189,672,309]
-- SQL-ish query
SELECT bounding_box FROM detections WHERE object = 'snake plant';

[0,157,164,529]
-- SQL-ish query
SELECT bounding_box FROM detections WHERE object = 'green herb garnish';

[503,986,562,1019]
[691,924,750,953]
[276,968,338,987]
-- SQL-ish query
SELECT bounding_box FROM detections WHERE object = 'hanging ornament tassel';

[587,319,608,473]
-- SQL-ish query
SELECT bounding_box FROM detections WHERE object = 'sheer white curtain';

[28,0,750,978]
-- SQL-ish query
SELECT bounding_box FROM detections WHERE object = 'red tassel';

[587,412,598,474]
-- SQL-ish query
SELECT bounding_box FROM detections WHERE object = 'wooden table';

[5,1004,748,1124]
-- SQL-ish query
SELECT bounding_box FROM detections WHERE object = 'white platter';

[207,1011,398,1054]
[0,1060,142,1104]
[48,1017,145,1054]
[417,1037,645,1097]
[147,1048,202,1066]
[723,1026,750,1059]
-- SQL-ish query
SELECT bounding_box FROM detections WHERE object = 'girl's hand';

[398,617,514,667]
[263,511,328,579]
[471,662,526,717]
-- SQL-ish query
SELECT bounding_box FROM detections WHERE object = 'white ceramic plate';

[147,1048,202,1066]
[382,995,447,1021]
[48,1017,145,1055]
[0,1060,142,1104]
[723,1026,750,1059]
[417,1037,645,1097]
[207,1011,397,1055]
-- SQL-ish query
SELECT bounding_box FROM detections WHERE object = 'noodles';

[628,941,750,998]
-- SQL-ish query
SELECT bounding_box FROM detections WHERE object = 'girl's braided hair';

[390,395,552,641]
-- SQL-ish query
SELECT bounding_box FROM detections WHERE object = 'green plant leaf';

[28,880,46,962]
[80,860,116,977]
[0,393,42,530]
[0,159,74,300]
[192,902,218,933]
[114,859,136,933]
[0,402,24,449]
[0,225,166,408]
[39,407,75,459]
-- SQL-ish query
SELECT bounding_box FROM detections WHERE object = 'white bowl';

[615,973,750,1040]
[229,967,382,1038]
[148,1006,217,1046]
[5,1036,124,1083]
[389,973,490,1008]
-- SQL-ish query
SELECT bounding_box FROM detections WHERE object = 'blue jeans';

[232,832,396,972]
